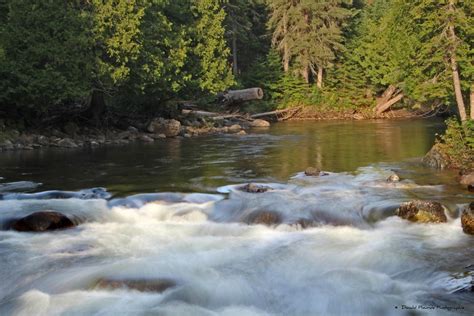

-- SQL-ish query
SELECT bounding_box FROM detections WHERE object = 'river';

[0,119,473,315]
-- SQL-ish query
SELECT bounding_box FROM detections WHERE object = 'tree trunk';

[448,0,467,122]
[317,66,323,88]
[232,21,238,76]
[283,12,289,72]
[86,90,106,126]
[471,83,474,120]
[301,64,309,84]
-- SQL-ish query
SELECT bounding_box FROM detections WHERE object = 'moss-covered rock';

[396,200,448,223]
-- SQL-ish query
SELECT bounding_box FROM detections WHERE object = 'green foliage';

[439,118,474,169]
[192,0,234,93]
[334,0,473,109]
[268,0,353,85]
[0,0,93,110]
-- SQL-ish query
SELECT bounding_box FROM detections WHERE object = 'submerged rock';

[422,143,451,169]
[304,167,321,176]
[240,183,270,193]
[396,200,448,223]
[246,211,281,226]
[94,278,176,293]
[10,211,75,232]
[461,202,474,235]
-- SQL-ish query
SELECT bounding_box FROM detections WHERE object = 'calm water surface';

[0,119,449,195]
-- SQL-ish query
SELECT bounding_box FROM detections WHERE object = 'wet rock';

[461,202,474,235]
[387,173,400,182]
[228,124,242,133]
[304,167,321,176]
[184,133,192,138]
[422,143,451,169]
[10,211,75,232]
[240,183,270,193]
[94,278,176,293]
[147,118,181,137]
[250,119,270,128]
[246,211,281,226]
[396,200,448,223]
[468,184,474,192]
[57,138,78,148]
[236,130,247,136]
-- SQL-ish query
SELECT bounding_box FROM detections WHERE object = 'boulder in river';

[422,143,451,169]
[396,200,448,223]
[246,210,281,226]
[10,211,75,232]
[304,167,321,176]
[94,278,176,293]
[240,183,270,193]
[147,118,181,137]
[387,173,400,182]
[461,202,474,235]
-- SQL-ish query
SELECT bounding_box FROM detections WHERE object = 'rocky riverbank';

[0,116,271,152]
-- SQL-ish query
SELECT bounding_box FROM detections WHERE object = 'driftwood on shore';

[219,88,264,105]
[182,106,301,123]
[374,85,404,115]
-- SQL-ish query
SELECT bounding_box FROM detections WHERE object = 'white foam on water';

[0,167,472,315]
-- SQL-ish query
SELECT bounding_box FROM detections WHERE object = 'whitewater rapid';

[0,166,472,315]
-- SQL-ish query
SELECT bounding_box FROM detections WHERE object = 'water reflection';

[0,119,445,195]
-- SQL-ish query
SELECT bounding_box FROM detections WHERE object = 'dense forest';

[0,0,473,124]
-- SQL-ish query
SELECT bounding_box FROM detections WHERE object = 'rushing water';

[0,119,473,316]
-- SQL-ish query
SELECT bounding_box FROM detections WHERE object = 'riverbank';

[0,106,428,152]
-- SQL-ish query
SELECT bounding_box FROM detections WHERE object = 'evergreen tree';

[0,0,93,111]
[192,0,234,94]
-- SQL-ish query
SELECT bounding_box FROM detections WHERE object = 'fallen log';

[375,93,404,115]
[219,88,264,105]
[376,85,397,108]
[181,109,247,120]
[251,106,302,120]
